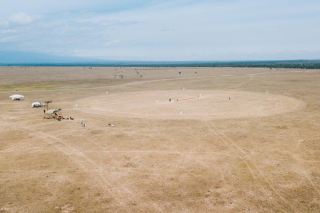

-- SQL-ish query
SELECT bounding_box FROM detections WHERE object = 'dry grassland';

[0,67,320,212]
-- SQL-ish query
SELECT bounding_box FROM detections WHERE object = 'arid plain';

[0,67,320,212]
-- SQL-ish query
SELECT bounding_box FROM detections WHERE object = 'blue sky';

[0,0,320,61]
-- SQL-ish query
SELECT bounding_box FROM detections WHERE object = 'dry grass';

[0,67,320,212]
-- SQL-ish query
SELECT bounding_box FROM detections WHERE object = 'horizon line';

[1,59,320,69]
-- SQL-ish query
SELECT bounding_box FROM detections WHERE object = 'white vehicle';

[9,94,24,101]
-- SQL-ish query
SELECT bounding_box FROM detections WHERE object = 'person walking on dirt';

[81,120,86,128]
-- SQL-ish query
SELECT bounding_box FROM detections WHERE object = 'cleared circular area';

[76,90,305,120]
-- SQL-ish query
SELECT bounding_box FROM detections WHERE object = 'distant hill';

[0,51,86,64]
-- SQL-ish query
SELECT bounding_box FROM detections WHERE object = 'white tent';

[9,94,24,101]
[31,101,42,108]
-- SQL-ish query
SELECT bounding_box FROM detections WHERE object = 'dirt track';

[0,67,320,212]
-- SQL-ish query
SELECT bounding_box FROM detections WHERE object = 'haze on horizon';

[0,0,320,62]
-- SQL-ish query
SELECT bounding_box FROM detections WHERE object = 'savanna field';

[0,67,320,212]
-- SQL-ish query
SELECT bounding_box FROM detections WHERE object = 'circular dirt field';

[76,90,305,120]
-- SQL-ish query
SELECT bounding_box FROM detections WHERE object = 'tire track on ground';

[7,120,134,209]
[205,121,296,212]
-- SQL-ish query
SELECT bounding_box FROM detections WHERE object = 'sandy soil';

[0,67,320,212]
[76,90,305,120]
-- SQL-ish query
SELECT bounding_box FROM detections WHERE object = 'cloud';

[0,0,320,60]
[8,12,34,25]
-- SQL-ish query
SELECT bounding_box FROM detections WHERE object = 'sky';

[0,0,320,61]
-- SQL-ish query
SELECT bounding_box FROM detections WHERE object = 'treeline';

[121,60,320,69]
[202,60,320,69]
[1,60,320,69]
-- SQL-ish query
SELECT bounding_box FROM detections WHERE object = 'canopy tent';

[9,94,24,101]
[32,101,42,108]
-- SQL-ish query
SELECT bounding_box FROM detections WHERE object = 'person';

[81,120,85,127]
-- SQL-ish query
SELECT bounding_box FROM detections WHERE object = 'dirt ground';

[0,67,320,212]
